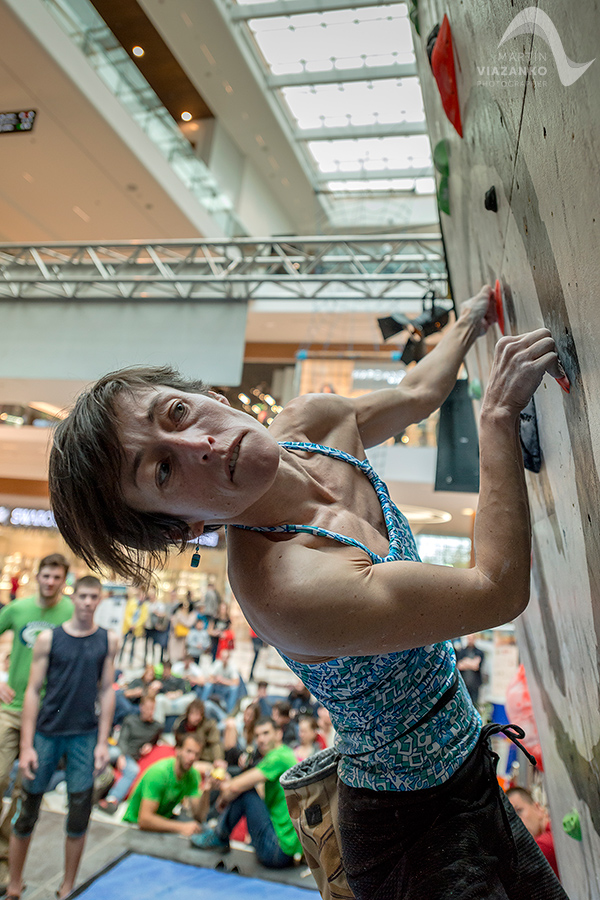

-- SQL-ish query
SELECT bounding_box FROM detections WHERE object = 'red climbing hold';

[431,15,463,137]
[555,375,571,393]
[494,279,505,335]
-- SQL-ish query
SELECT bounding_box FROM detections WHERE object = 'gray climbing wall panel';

[414,2,600,896]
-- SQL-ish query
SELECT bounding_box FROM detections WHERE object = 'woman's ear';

[207,391,231,407]
[188,521,205,538]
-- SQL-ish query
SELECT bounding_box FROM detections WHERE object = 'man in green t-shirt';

[123,736,206,836]
[191,717,302,868]
[0,553,72,880]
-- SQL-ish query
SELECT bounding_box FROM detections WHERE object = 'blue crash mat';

[75,853,319,899]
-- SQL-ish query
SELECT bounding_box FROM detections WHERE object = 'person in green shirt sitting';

[191,717,302,868]
[123,735,206,836]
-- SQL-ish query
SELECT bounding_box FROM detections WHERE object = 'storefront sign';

[0,506,56,528]
[0,110,36,133]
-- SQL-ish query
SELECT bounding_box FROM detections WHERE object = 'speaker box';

[434,379,479,493]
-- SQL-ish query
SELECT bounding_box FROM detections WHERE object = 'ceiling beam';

[317,166,434,182]
[229,0,403,21]
[267,63,418,87]
[297,122,427,141]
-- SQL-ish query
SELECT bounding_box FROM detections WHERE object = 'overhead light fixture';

[132,46,144,57]
[181,111,193,122]
[378,290,451,344]
[377,312,411,341]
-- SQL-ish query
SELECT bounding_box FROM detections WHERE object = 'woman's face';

[188,708,203,727]
[299,719,316,745]
[115,387,281,529]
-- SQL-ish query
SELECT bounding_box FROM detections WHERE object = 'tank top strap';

[232,441,408,564]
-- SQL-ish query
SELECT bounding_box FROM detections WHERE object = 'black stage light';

[377,313,411,342]
[400,337,427,365]
[410,305,451,338]
[378,291,451,344]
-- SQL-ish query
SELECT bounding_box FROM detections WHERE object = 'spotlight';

[132,46,144,57]
[377,313,411,341]
[400,337,426,365]
[181,111,193,122]
[410,306,450,338]
[377,291,451,343]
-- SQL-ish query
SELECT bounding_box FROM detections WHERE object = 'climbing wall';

[413,2,600,895]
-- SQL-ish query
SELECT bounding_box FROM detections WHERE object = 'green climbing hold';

[433,140,450,177]
[468,379,482,400]
[562,809,582,841]
[437,175,450,216]
[409,5,420,35]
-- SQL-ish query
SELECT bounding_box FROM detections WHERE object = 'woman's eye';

[156,460,171,487]
[171,401,186,423]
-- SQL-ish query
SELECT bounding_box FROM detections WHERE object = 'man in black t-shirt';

[456,634,485,706]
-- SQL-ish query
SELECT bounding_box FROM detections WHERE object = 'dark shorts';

[338,727,569,900]
[25,731,97,795]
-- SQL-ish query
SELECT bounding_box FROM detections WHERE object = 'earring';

[190,540,201,568]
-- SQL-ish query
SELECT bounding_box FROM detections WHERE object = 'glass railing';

[40,0,246,236]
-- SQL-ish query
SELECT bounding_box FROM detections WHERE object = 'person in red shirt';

[506,787,560,879]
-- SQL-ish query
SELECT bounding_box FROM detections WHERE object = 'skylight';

[308,135,432,174]
[247,5,414,76]
[282,78,425,131]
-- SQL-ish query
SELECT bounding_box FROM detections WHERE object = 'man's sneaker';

[190,829,230,853]
[97,798,119,815]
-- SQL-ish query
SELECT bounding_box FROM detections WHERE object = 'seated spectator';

[153,660,193,726]
[172,653,205,690]
[186,619,211,664]
[200,648,240,714]
[317,705,336,749]
[256,681,272,718]
[98,693,162,814]
[271,700,298,746]
[294,716,321,762]
[123,736,206,835]
[173,699,224,773]
[506,787,560,878]
[122,664,161,704]
[191,718,302,868]
[223,700,262,772]
[287,679,320,720]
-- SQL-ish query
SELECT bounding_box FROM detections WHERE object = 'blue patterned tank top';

[234,441,481,791]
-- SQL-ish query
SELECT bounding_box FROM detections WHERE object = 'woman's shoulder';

[269,393,355,444]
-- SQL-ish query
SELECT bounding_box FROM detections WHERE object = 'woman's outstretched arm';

[354,284,495,448]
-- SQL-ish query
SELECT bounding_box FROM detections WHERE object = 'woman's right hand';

[483,328,563,417]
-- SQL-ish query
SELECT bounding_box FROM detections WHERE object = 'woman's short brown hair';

[48,365,216,584]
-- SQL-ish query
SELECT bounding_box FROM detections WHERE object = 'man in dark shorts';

[7,576,117,900]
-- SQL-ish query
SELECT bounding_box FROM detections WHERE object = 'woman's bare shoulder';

[268,393,355,443]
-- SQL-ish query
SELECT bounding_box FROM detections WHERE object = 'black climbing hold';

[485,186,498,212]
[519,397,542,473]
[426,23,440,66]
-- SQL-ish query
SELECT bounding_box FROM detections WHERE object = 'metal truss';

[0,236,447,304]
[228,0,397,20]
